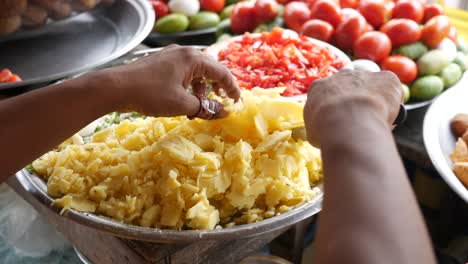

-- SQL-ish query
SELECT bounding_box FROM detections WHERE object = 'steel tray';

[0,0,154,90]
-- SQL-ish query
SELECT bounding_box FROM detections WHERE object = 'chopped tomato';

[217,28,346,96]
[0,68,21,83]
[0,69,12,82]
[7,74,22,82]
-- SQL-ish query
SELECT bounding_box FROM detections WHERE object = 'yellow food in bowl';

[32,89,322,230]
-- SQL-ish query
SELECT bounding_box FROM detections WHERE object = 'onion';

[168,0,200,16]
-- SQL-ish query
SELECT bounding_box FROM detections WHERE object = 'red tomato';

[384,0,394,12]
[255,0,278,20]
[231,2,258,34]
[284,2,311,32]
[310,0,342,27]
[380,19,421,46]
[341,8,360,20]
[300,19,334,42]
[354,31,392,63]
[335,13,368,51]
[0,69,12,82]
[448,26,458,42]
[359,0,389,28]
[341,0,358,9]
[255,0,279,23]
[306,0,339,8]
[6,74,21,82]
[392,0,423,23]
[423,3,444,23]
[380,55,417,84]
[151,0,169,19]
[200,0,225,13]
[421,15,451,48]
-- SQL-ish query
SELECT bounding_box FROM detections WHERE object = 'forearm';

[313,105,436,264]
[0,70,122,180]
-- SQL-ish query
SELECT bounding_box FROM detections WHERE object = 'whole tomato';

[421,15,451,48]
[306,0,339,8]
[231,2,258,34]
[392,0,423,23]
[359,0,390,28]
[151,0,169,19]
[255,0,279,23]
[341,8,360,20]
[384,0,394,12]
[200,0,225,13]
[448,26,458,42]
[354,31,392,63]
[380,19,421,46]
[300,19,334,42]
[284,2,311,32]
[335,13,368,51]
[341,0,358,9]
[423,3,444,23]
[310,0,342,27]
[380,55,417,84]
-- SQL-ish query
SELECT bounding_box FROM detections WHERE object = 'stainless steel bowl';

[15,169,322,242]
[423,72,468,203]
[0,0,154,90]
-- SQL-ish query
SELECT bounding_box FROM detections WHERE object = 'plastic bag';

[0,184,69,258]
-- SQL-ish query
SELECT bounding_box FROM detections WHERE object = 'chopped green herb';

[26,164,35,174]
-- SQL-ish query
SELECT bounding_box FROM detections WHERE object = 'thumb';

[158,90,200,117]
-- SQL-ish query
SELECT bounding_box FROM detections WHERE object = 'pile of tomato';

[218,28,346,96]
[280,0,456,84]
[0,69,21,83]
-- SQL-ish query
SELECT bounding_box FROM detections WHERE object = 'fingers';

[189,50,241,101]
[192,78,207,96]
[169,89,200,117]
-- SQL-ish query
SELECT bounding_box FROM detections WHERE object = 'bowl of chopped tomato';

[205,28,351,99]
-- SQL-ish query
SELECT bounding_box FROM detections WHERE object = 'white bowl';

[423,72,468,203]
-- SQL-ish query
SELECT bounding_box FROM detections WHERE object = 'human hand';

[107,45,240,119]
[303,70,403,148]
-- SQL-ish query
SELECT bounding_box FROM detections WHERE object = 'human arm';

[0,46,240,180]
[305,70,436,264]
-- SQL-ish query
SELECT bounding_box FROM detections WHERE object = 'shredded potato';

[32,88,322,230]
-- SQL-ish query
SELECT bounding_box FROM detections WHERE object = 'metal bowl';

[15,169,322,242]
[0,0,154,90]
[423,72,468,203]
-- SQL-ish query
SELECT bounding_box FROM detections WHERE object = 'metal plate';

[0,0,154,90]
[144,27,217,47]
[15,169,322,243]
[423,72,468,203]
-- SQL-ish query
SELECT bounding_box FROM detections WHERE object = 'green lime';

[154,13,189,34]
[401,84,410,103]
[220,4,235,20]
[189,11,220,30]
[438,63,462,89]
[410,76,444,101]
